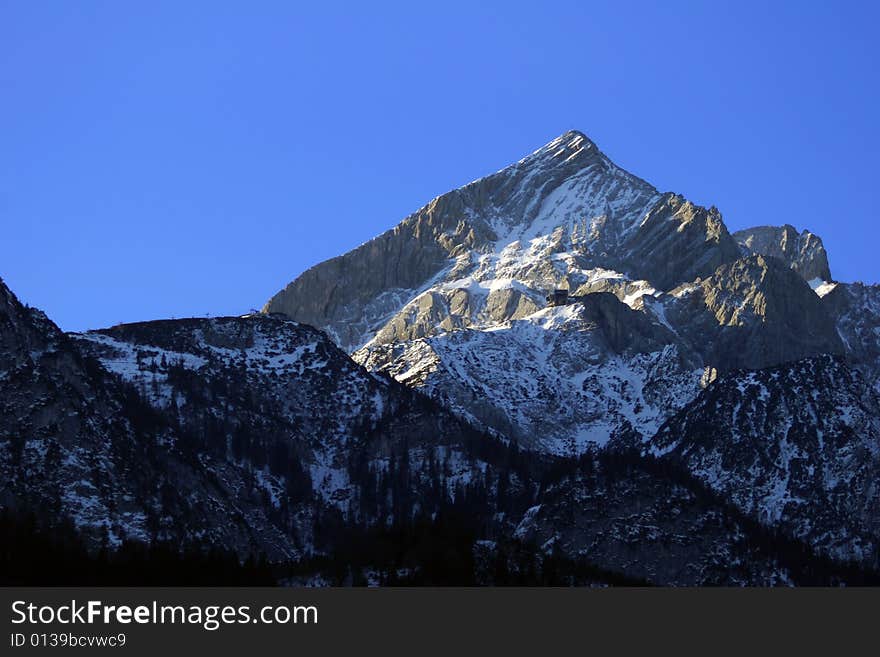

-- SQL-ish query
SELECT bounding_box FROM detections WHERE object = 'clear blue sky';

[2,1,877,331]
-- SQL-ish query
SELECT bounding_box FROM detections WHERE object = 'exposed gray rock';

[663,255,845,371]
[576,292,674,355]
[262,193,495,350]
[733,224,832,282]
[622,195,740,291]
[264,130,741,351]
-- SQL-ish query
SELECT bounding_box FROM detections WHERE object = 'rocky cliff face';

[733,224,832,283]
[623,194,739,290]
[659,255,844,372]
[265,131,741,352]
[267,131,852,452]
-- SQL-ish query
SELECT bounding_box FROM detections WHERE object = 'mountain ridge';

[263,129,741,352]
[265,130,860,453]
[3,129,879,585]
[9,275,857,584]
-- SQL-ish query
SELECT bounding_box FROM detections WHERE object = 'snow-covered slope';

[72,317,387,508]
[649,355,880,562]
[1,282,304,559]
[69,315,517,517]
[356,295,704,453]
[3,280,509,562]
[823,282,880,395]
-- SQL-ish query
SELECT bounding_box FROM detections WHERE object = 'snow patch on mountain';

[808,277,837,297]
[356,307,703,453]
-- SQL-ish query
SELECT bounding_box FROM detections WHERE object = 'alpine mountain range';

[3,130,880,585]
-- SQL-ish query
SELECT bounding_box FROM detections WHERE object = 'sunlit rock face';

[733,224,832,283]
[266,130,853,452]
[264,130,740,353]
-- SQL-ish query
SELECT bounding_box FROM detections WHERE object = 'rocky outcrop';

[0,277,59,371]
[664,255,844,371]
[262,191,496,350]
[264,130,742,351]
[622,195,740,291]
[367,283,544,346]
[733,224,832,282]
[576,292,674,355]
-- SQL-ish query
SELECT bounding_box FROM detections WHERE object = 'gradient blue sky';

[2,1,877,331]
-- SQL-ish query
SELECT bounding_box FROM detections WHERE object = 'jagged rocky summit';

[264,130,870,453]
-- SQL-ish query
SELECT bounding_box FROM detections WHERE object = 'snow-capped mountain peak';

[265,130,735,351]
[263,131,867,452]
